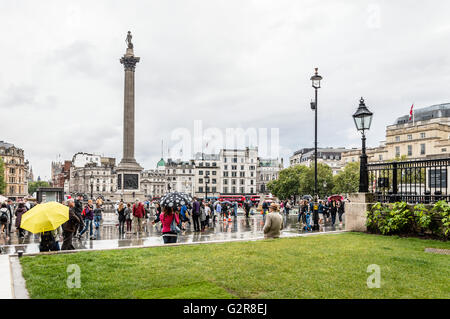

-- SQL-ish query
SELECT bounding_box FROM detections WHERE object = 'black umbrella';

[160,192,192,208]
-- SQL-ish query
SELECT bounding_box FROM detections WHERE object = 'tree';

[28,181,50,196]
[333,162,360,195]
[267,165,309,200]
[299,163,334,198]
[0,157,6,194]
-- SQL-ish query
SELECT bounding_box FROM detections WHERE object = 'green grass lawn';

[20,232,450,299]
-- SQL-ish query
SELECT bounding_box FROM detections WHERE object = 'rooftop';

[395,103,450,125]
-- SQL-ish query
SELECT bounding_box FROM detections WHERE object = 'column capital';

[120,55,140,71]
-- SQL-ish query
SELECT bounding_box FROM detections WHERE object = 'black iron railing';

[367,157,449,204]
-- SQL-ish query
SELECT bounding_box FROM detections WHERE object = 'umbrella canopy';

[302,195,313,201]
[160,192,192,208]
[20,201,69,234]
[328,195,344,202]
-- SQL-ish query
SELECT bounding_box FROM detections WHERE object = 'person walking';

[93,204,102,229]
[78,200,94,239]
[192,197,201,232]
[222,203,229,221]
[160,206,180,244]
[0,203,10,239]
[179,203,189,230]
[132,200,145,234]
[285,201,291,215]
[15,202,28,238]
[214,201,221,223]
[338,200,345,226]
[330,200,338,226]
[200,201,207,231]
[61,199,81,250]
[125,203,132,233]
[117,202,126,234]
[74,194,84,236]
[243,200,250,218]
[6,199,14,235]
[263,203,283,239]
[262,201,269,222]
[39,229,60,252]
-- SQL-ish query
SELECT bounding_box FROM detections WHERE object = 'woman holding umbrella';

[160,205,180,243]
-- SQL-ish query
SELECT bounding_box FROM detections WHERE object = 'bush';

[366,200,449,240]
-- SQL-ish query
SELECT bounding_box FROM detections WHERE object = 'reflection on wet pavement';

[0,213,345,255]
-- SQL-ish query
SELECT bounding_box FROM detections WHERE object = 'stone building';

[341,102,450,164]
[164,159,195,196]
[68,153,117,199]
[219,147,258,195]
[140,167,167,199]
[0,141,29,199]
[289,147,346,175]
[193,153,221,199]
[257,158,284,194]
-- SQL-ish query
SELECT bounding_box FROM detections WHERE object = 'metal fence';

[367,157,449,204]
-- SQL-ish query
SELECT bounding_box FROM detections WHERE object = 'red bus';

[218,195,245,205]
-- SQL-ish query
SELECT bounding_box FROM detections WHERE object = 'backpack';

[81,207,86,216]
[0,210,8,223]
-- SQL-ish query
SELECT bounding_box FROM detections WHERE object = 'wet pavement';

[0,211,345,255]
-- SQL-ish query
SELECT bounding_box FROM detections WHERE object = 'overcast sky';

[1,0,449,180]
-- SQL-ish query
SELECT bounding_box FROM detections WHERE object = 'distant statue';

[125,31,133,49]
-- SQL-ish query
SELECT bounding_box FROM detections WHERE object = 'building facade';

[0,141,29,199]
[341,103,450,165]
[257,158,284,194]
[290,147,346,175]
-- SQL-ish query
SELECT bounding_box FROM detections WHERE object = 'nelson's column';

[116,31,144,201]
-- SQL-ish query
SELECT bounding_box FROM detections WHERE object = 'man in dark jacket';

[74,194,84,235]
[62,199,81,250]
[6,199,14,235]
[192,198,201,232]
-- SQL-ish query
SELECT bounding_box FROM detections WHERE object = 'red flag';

[409,104,414,121]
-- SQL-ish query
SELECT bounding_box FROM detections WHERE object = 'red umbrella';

[328,195,344,202]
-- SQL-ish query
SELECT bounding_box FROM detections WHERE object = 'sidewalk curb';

[12,230,348,258]
[9,256,30,299]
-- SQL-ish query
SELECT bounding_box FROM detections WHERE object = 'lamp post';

[310,67,322,230]
[352,97,373,193]
[89,173,94,200]
[205,175,210,202]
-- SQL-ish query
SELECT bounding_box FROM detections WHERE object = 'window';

[232,179,236,185]
[199,170,203,175]
[223,172,229,177]
[223,187,228,193]
[241,165,244,170]
[233,157,237,163]
[212,179,217,184]
[224,179,228,185]
[240,187,244,193]
[250,180,254,185]
[212,162,216,166]
[420,132,426,139]
[379,155,383,161]
[212,187,217,193]
[395,136,400,142]
[9,168,15,174]
[240,179,245,185]
[231,172,237,177]
[442,148,447,152]
[199,178,203,184]
[224,165,228,170]
[395,146,400,157]
[407,145,412,156]
[231,165,237,170]
[420,144,426,155]
[407,134,412,140]
[199,187,203,193]
[205,171,210,176]
[212,171,217,175]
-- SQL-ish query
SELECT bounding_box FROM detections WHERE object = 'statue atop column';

[125,31,133,49]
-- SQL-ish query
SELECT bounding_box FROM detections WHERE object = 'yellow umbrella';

[20,201,69,234]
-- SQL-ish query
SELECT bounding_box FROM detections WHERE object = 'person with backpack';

[15,202,27,238]
[179,203,189,230]
[160,206,180,244]
[39,229,60,252]
[0,203,10,239]
[262,201,269,222]
[77,200,94,239]
[124,203,132,233]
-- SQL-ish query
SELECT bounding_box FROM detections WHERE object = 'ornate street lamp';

[310,67,322,230]
[353,97,373,193]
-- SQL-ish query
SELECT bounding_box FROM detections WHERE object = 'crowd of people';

[1,194,346,252]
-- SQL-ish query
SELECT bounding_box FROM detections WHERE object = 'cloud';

[0,0,449,179]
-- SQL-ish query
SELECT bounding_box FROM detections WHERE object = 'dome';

[156,158,165,167]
